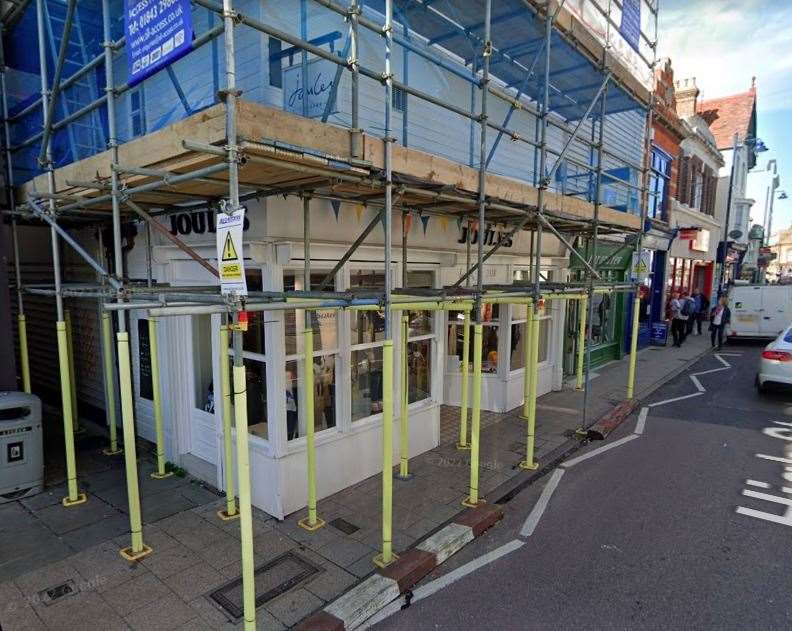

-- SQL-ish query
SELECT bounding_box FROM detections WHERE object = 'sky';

[657,0,792,239]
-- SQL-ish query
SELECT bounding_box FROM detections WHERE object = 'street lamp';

[717,134,767,295]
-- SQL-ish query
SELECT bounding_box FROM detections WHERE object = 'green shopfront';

[563,241,631,374]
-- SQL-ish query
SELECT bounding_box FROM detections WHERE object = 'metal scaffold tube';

[457,310,471,450]
[217,322,238,521]
[148,318,171,479]
[64,309,80,433]
[464,0,491,509]
[101,0,149,560]
[35,0,85,508]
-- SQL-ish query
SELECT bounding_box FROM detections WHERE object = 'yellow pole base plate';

[395,473,413,481]
[456,442,471,451]
[519,414,530,421]
[461,496,486,508]
[575,386,584,391]
[102,447,123,456]
[119,544,153,562]
[150,471,174,479]
[298,516,327,532]
[518,460,539,471]
[217,509,240,522]
[372,551,399,568]
[62,493,88,507]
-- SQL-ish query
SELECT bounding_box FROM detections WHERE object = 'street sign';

[125,0,193,87]
[216,208,247,295]
[649,321,668,347]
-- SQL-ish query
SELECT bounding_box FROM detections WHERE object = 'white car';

[756,325,792,392]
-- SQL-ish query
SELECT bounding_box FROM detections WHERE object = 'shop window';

[192,315,214,412]
[284,272,338,355]
[446,304,499,373]
[510,314,550,370]
[243,359,268,440]
[351,347,384,421]
[228,270,265,355]
[590,293,616,346]
[404,270,435,404]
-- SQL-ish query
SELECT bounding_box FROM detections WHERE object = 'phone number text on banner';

[125,0,194,87]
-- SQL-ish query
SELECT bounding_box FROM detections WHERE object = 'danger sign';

[216,208,247,295]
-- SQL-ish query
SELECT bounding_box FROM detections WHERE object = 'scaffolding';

[1,0,659,627]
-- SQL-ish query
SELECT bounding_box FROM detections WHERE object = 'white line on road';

[562,434,640,469]
[520,469,565,537]
[742,489,792,506]
[692,367,729,376]
[756,453,792,465]
[714,354,732,367]
[360,539,525,629]
[746,479,771,489]
[648,391,704,407]
[634,407,649,435]
[689,375,706,392]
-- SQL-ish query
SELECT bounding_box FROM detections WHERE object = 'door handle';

[764,316,771,320]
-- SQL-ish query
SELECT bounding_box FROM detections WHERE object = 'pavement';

[369,339,792,630]
[0,333,714,630]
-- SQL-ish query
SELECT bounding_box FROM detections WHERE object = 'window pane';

[591,293,615,345]
[229,270,266,354]
[446,310,468,369]
[193,315,214,411]
[538,318,550,363]
[351,309,386,345]
[482,326,499,373]
[350,270,385,290]
[351,347,383,421]
[407,339,431,403]
[513,303,528,320]
[243,359,268,440]
[406,309,432,336]
[510,322,526,370]
[284,272,338,355]
[285,356,337,441]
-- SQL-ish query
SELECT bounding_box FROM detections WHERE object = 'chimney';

[674,77,699,119]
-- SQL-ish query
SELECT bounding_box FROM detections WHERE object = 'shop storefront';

[564,240,631,372]
[119,197,568,518]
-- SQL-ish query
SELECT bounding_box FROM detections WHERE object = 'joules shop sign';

[168,209,250,237]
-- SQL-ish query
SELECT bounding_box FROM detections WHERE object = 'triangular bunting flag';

[456,216,463,231]
[331,200,341,221]
[355,204,364,223]
[420,214,430,234]
[439,216,449,232]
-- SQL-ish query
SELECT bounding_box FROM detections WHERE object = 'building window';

[446,303,500,374]
[269,38,283,88]
[648,146,671,220]
[350,270,387,421]
[404,271,434,404]
[130,88,146,137]
[283,271,339,440]
[392,86,406,113]
[693,169,704,210]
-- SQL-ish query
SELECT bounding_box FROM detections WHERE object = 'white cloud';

[658,0,792,110]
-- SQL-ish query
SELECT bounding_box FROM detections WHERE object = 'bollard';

[217,324,238,520]
[457,311,471,450]
[374,340,397,567]
[56,321,86,507]
[463,324,484,507]
[117,331,151,561]
[576,295,587,390]
[299,327,325,531]
[100,313,121,455]
[626,290,641,399]
[149,318,172,479]
[18,314,31,393]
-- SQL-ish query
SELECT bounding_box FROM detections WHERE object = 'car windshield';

[784,328,792,344]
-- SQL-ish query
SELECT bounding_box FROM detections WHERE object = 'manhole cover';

[39,580,77,606]
[209,551,322,619]
[329,517,360,535]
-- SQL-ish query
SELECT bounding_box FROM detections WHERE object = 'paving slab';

[123,593,196,631]
[101,572,173,617]
[264,587,325,628]
[33,496,116,535]
[33,589,128,631]
[161,561,226,601]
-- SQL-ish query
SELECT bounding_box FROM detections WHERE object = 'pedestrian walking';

[669,291,688,347]
[684,292,696,337]
[694,291,709,335]
[709,296,731,350]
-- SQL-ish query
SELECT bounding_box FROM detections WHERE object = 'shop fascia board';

[150,240,270,266]
[280,241,456,268]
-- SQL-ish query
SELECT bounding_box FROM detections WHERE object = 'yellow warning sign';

[222,232,238,261]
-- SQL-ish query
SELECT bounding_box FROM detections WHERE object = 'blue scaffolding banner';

[125,0,193,87]
[620,0,641,52]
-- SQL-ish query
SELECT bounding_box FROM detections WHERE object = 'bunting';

[420,213,430,234]
[439,216,449,232]
[331,200,341,221]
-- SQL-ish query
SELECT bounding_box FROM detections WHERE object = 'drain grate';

[209,551,322,619]
[39,580,77,606]
[329,517,360,535]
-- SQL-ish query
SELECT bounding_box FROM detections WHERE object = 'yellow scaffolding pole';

[397,314,411,479]
[626,289,641,399]
[463,324,484,507]
[64,309,79,431]
[576,295,588,390]
[519,301,535,420]
[374,339,397,567]
[18,314,31,393]
[298,327,325,531]
[520,309,541,470]
[56,321,86,507]
[457,310,471,450]
[148,318,171,479]
[217,324,238,520]
[232,358,256,630]
[117,331,151,561]
[100,312,121,455]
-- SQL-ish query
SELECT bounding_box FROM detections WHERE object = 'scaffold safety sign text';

[216,208,247,296]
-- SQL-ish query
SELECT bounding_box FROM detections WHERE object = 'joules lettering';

[458,224,513,248]
[170,209,250,236]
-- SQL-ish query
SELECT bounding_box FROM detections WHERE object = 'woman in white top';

[709,296,731,350]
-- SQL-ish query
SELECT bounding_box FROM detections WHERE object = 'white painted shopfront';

[123,197,568,518]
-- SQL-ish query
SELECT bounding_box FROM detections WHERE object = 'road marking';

[714,354,732,367]
[562,434,640,469]
[742,489,792,506]
[634,407,649,435]
[360,539,525,629]
[736,506,792,527]
[756,453,792,465]
[648,392,704,407]
[746,479,771,489]
[717,352,742,356]
[520,468,565,537]
[689,375,706,392]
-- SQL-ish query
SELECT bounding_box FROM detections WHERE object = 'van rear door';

[760,286,790,336]
[731,286,763,336]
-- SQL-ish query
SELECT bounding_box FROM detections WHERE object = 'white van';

[729,284,792,339]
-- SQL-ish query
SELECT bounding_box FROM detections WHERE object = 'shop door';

[188,314,218,465]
